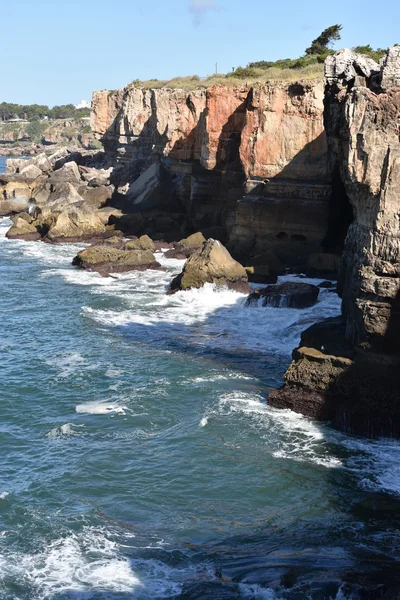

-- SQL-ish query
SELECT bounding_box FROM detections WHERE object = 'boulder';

[45,207,107,243]
[81,166,113,187]
[50,161,81,184]
[4,180,30,201]
[0,199,29,216]
[72,245,161,276]
[6,217,41,241]
[169,239,250,293]
[97,206,123,225]
[79,184,114,209]
[180,232,206,249]
[19,164,43,180]
[164,232,206,259]
[246,282,320,309]
[5,158,29,174]
[124,234,156,252]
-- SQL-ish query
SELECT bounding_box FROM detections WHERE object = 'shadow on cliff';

[281,288,400,438]
[330,288,400,438]
[99,92,250,240]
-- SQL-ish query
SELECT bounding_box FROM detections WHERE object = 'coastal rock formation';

[269,47,400,437]
[164,232,206,259]
[246,281,320,308]
[169,238,249,293]
[72,245,161,276]
[91,81,336,268]
[5,215,41,241]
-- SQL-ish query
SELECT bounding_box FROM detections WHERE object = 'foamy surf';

[75,401,127,415]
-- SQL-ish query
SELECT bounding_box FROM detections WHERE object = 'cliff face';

[91,81,333,265]
[324,47,400,353]
[269,48,400,438]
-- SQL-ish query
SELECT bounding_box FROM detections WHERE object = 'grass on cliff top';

[129,63,324,91]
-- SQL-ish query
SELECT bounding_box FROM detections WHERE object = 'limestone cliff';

[91,81,335,266]
[269,48,400,437]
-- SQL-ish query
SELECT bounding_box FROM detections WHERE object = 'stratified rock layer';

[91,81,333,267]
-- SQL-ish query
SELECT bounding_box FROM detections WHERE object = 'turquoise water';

[1,218,400,599]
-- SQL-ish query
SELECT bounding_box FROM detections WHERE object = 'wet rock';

[169,238,249,293]
[6,217,41,241]
[246,282,320,308]
[72,245,161,276]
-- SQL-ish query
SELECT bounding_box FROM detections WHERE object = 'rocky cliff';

[91,80,339,268]
[269,47,400,437]
[0,118,100,157]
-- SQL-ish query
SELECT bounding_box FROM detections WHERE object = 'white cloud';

[189,0,219,26]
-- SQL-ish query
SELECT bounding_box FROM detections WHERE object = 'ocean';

[1,217,400,599]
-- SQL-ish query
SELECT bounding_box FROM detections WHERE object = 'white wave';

[45,352,90,378]
[80,266,341,356]
[192,372,254,383]
[200,417,209,427]
[0,527,142,598]
[75,401,126,415]
[46,423,85,439]
[239,583,280,599]
[340,436,400,495]
[218,391,343,469]
[0,492,9,500]
[105,367,124,378]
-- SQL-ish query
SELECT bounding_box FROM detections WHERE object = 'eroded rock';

[169,239,249,293]
[72,245,161,276]
[246,282,319,308]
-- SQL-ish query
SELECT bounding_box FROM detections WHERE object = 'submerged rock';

[246,282,320,309]
[72,245,161,276]
[169,238,249,293]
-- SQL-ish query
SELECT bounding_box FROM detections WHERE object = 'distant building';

[74,100,91,110]
[8,117,29,123]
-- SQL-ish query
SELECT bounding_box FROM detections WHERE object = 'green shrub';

[232,66,258,79]
[25,121,47,143]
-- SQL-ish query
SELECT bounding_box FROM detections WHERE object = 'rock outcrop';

[246,282,320,309]
[269,47,400,437]
[169,239,249,293]
[72,244,161,276]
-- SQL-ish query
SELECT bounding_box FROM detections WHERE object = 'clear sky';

[1,0,398,107]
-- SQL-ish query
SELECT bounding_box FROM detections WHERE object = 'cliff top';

[111,63,325,93]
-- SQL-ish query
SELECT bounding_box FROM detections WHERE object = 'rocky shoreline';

[1,46,399,439]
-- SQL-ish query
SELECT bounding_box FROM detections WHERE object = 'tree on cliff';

[305,25,342,55]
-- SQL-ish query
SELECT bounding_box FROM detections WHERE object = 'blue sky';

[1,0,398,106]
